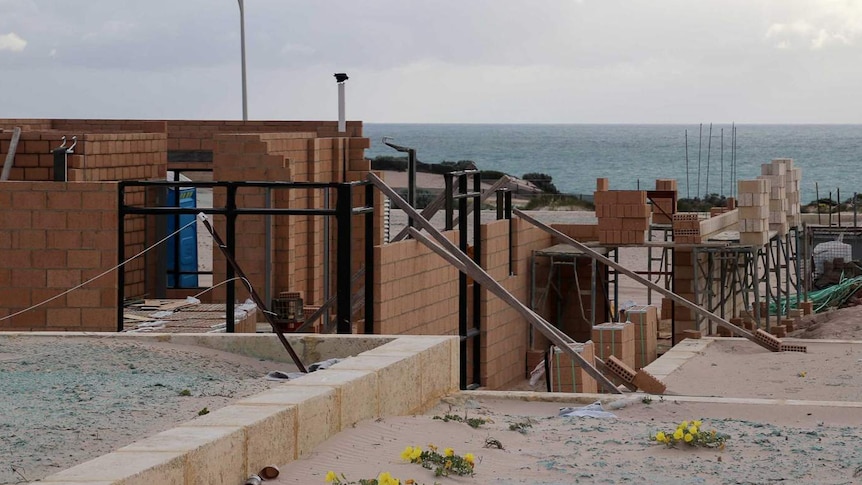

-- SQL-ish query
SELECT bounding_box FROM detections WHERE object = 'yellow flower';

[405,481,415,485]
[693,420,702,428]
[673,429,684,440]
[655,431,666,442]
[410,446,422,461]
[445,459,452,469]
[464,453,476,466]
[684,433,693,443]
[427,444,438,452]
[688,425,698,434]
[680,420,689,428]
[444,447,455,457]
[400,446,414,461]
[378,472,398,485]
[325,471,338,483]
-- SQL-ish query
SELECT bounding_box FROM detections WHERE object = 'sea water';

[364,123,862,204]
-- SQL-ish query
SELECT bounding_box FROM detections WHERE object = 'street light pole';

[238,0,248,121]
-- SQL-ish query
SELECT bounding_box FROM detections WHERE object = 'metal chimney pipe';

[334,73,348,133]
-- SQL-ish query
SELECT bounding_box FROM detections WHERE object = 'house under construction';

[1,118,818,392]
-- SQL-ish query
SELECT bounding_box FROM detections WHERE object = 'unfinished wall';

[373,234,460,336]
[0,182,118,331]
[210,132,375,316]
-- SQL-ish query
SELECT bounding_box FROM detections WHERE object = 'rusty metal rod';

[198,213,307,373]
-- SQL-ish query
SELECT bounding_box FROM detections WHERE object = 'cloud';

[765,0,862,49]
[0,32,26,51]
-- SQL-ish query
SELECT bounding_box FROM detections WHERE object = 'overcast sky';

[2,0,861,123]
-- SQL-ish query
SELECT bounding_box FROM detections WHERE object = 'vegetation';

[523,194,593,211]
[370,156,476,175]
[522,172,559,194]
[802,194,862,214]
[676,193,728,212]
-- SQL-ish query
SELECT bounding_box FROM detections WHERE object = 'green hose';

[769,275,862,315]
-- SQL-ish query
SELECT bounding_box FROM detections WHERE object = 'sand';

[0,336,290,484]
[270,395,862,484]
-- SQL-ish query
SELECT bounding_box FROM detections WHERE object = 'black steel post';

[444,173,454,230]
[458,175,468,389]
[226,184,237,333]
[506,190,513,275]
[336,183,353,334]
[52,147,67,182]
[117,184,126,332]
[408,149,417,223]
[471,173,482,386]
[364,182,375,334]
[496,189,504,220]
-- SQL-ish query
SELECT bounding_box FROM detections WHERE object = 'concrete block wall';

[479,219,528,389]
[372,234,459,336]
[515,219,554,354]
[0,182,119,331]
[0,131,167,182]
[210,133,374,316]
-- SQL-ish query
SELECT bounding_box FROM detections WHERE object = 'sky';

[2,0,862,124]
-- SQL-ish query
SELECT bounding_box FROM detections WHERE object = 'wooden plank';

[1,127,21,181]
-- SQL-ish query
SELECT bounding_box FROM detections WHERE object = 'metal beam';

[366,172,621,393]
[199,214,307,373]
[511,208,778,350]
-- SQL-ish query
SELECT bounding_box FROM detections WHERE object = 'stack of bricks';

[671,248,701,341]
[737,179,770,246]
[623,305,658,369]
[549,342,598,393]
[759,160,789,237]
[594,179,650,245]
[774,158,803,228]
[651,179,677,224]
[673,213,701,244]
[592,322,635,369]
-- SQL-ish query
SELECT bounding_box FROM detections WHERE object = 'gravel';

[0,336,289,484]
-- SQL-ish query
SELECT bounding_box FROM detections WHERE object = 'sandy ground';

[792,305,862,340]
[0,336,290,484]
[271,395,862,485]
[663,339,862,401]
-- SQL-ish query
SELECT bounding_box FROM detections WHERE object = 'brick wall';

[0,182,118,331]
[479,220,529,389]
[211,132,374,316]
[0,131,167,182]
[373,233,460,336]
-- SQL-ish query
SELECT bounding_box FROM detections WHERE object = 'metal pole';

[117,184,126,331]
[199,215,307,373]
[238,0,248,121]
[336,184,353,334]
[364,183,375,334]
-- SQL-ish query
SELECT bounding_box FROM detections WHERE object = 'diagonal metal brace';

[198,213,307,373]
[367,170,621,393]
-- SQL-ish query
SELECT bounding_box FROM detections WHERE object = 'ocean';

[363,124,862,204]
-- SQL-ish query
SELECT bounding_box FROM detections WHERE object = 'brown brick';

[632,369,667,395]
[47,307,82,327]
